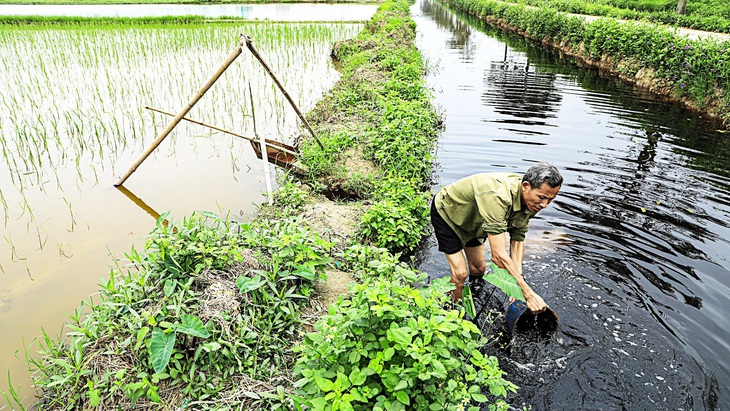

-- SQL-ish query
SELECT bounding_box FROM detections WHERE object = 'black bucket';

[506,301,559,334]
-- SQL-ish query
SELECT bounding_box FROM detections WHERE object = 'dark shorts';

[430,199,482,254]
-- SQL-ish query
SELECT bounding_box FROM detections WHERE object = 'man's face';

[521,181,560,213]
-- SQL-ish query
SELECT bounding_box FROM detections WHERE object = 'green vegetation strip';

[441,0,730,124]
[0,15,369,26]
[298,0,442,252]
[499,0,730,33]
[0,15,210,26]
[9,0,518,410]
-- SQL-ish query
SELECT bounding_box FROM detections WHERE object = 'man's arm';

[487,232,546,312]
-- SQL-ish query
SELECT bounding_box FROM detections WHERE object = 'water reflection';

[484,45,561,136]
[413,0,730,409]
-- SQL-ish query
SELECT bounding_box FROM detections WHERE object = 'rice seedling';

[0,22,361,192]
[0,21,362,409]
[0,21,362,261]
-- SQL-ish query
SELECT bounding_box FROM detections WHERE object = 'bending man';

[430,162,563,312]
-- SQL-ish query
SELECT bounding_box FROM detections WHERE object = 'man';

[430,162,563,313]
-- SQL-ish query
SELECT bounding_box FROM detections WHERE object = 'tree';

[676,0,687,15]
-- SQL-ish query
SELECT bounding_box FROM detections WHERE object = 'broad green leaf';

[486,262,524,301]
[389,327,412,346]
[200,341,221,352]
[462,285,476,319]
[163,279,177,297]
[395,391,410,406]
[349,368,367,386]
[88,389,100,406]
[174,313,210,338]
[383,347,395,361]
[341,400,355,411]
[293,267,316,281]
[310,397,327,411]
[314,376,334,392]
[471,393,488,402]
[236,274,266,294]
[150,328,175,374]
[198,210,219,220]
[335,372,351,391]
[135,326,150,351]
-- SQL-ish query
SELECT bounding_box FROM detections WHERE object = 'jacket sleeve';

[475,190,509,235]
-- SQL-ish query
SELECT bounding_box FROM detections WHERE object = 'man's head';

[521,162,563,213]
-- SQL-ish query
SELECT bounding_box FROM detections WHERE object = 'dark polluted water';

[412,0,730,409]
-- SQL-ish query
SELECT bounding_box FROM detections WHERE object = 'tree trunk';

[676,0,687,15]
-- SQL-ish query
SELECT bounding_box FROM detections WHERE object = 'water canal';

[412,0,730,409]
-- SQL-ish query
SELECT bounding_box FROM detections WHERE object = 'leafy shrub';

[497,0,730,33]
[273,174,308,213]
[359,178,430,252]
[29,212,333,410]
[293,271,516,411]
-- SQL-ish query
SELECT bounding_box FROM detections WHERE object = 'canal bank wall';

[439,0,730,128]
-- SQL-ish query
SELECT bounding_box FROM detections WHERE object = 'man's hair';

[522,162,563,188]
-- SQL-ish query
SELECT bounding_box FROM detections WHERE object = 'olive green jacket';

[434,172,535,244]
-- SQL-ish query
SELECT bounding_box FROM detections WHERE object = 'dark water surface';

[412,1,730,409]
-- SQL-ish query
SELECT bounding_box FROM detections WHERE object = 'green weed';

[293,270,516,410]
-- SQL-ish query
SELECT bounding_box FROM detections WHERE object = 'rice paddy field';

[0,21,362,407]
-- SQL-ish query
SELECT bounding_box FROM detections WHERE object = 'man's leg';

[464,243,487,276]
[444,251,469,301]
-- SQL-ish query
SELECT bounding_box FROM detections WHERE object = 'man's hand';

[523,289,547,313]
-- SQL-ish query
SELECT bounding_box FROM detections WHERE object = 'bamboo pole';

[250,82,274,205]
[114,39,245,186]
[260,133,274,205]
[242,34,324,150]
[144,106,299,158]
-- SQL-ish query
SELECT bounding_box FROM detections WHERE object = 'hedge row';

[442,0,730,122]
[298,0,441,252]
[498,0,730,33]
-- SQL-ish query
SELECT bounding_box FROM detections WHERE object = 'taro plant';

[292,270,516,411]
[485,262,525,301]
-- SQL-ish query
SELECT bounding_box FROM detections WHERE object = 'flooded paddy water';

[413,0,730,409]
[0,16,365,407]
[0,3,379,21]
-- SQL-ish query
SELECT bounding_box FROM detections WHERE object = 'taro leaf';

[150,328,176,374]
[163,279,177,297]
[173,313,210,338]
[236,274,266,294]
[486,262,525,301]
[462,285,476,319]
